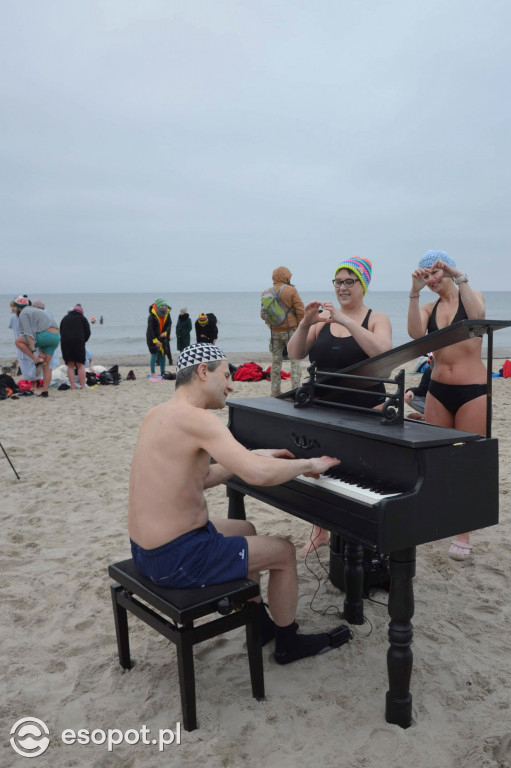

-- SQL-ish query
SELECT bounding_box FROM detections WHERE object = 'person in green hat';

[146,298,171,377]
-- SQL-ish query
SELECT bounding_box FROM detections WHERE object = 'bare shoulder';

[420,300,435,315]
[369,310,389,323]
[140,400,228,452]
[171,399,229,439]
[368,310,392,329]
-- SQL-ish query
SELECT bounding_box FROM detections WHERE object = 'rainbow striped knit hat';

[334,258,372,295]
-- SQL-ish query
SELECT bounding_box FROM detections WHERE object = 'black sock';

[259,603,276,646]
[274,622,331,665]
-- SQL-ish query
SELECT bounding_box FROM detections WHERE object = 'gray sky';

[2,0,510,294]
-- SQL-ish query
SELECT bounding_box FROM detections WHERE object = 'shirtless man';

[128,342,349,664]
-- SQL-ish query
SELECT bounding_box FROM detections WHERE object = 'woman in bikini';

[408,250,487,561]
[287,258,392,556]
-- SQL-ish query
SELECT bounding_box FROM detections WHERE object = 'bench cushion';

[109,559,259,624]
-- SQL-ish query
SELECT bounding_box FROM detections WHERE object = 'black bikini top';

[427,294,468,333]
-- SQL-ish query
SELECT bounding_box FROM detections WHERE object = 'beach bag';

[502,360,511,378]
[86,371,98,386]
[107,364,121,385]
[414,355,429,373]
[0,374,18,392]
[261,287,292,327]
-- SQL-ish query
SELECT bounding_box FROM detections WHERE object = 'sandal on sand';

[37,391,49,398]
[448,540,472,561]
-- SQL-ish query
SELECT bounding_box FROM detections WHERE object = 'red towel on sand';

[233,363,264,381]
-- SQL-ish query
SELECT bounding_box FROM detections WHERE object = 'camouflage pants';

[269,329,302,396]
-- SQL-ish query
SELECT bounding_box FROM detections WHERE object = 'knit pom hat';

[176,343,227,372]
[154,298,167,308]
[198,313,208,325]
[418,250,456,269]
[334,258,372,295]
[14,295,31,308]
[72,304,84,315]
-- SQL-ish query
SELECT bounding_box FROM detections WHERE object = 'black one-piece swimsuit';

[308,309,386,408]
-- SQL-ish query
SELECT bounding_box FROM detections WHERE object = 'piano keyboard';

[296,473,401,506]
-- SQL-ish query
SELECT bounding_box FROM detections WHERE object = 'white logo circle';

[10,717,50,758]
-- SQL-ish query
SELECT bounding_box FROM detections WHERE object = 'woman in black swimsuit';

[408,250,487,561]
[288,258,392,556]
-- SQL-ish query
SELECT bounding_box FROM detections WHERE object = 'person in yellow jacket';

[261,267,305,397]
[146,298,171,376]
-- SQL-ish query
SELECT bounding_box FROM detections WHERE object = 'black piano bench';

[108,559,265,731]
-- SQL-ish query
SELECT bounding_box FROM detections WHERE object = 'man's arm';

[203,449,296,489]
[203,462,234,488]
[198,412,339,486]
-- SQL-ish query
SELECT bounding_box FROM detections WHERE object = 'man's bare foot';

[299,528,330,557]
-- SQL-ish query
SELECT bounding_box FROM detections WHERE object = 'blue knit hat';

[418,250,456,270]
[334,258,372,295]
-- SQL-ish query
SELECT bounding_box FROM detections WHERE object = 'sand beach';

[1,354,511,768]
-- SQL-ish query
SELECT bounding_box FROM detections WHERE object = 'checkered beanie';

[176,343,227,372]
[334,258,372,295]
[418,250,456,269]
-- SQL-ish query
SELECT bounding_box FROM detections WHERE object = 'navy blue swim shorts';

[130,520,248,588]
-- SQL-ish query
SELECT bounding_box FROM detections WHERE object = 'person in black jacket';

[146,299,171,376]
[59,304,91,390]
[176,307,192,352]
[405,361,433,419]
[195,312,218,344]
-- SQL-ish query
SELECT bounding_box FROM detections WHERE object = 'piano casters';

[227,486,247,521]
[386,546,416,729]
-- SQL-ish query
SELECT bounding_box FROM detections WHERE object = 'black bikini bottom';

[428,380,487,416]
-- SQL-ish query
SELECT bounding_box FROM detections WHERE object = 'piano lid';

[227,396,485,449]
[339,319,511,380]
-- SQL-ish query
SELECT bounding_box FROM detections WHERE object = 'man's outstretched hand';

[303,456,340,479]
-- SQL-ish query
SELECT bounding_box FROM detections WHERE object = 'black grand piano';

[225,319,510,728]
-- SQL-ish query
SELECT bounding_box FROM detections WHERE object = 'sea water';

[1,291,510,360]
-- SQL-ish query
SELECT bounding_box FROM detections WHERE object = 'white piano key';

[296,474,401,506]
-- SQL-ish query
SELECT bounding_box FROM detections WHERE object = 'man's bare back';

[128,398,217,548]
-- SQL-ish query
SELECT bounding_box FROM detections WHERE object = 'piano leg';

[385,546,416,729]
[226,487,247,520]
[342,540,365,625]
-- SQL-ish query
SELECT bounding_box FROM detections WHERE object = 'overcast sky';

[2,0,510,294]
